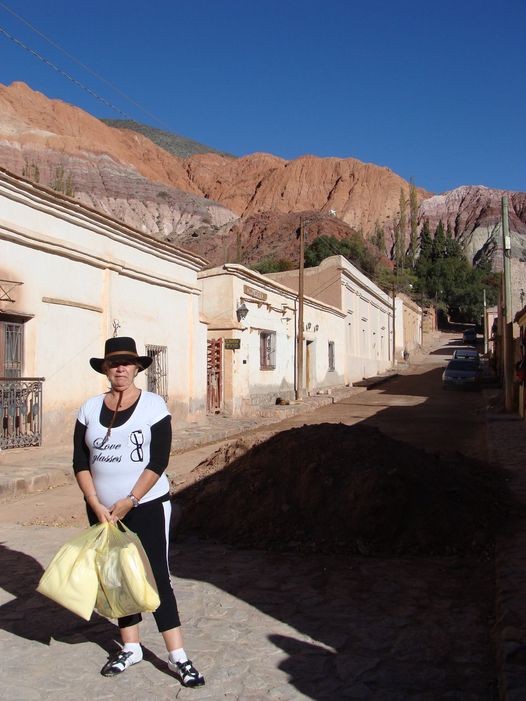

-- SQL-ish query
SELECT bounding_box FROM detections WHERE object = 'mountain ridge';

[101,118,235,160]
[1,81,525,268]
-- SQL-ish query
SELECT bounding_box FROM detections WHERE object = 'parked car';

[452,348,481,366]
[462,329,477,344]
[442,359,482,390]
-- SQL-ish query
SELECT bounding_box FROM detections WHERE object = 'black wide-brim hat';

[90,337,153,374]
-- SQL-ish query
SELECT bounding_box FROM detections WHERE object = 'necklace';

[100,391,124,446]
[105,387,140,410]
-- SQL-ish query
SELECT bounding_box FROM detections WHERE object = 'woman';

[73,336,204,687]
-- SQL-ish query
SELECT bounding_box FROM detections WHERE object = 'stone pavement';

[0,523,497,700]
[1,334,526,699]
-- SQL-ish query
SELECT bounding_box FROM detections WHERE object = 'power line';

[0,1,170,129]
[0,24,134,119]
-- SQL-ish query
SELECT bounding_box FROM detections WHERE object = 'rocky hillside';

[0,82,238,240]
[1,81,525,268]
[420,187,526,265]
[177,210,378,269]
[101,119,234,159]
[182,152,431,232]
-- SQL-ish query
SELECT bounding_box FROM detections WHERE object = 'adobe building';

[267,255,397,384]
[514,305,526,419]
[198,263,346,415]
[0,168,208,448]
[493,258,526,408]
[398,292,423,354]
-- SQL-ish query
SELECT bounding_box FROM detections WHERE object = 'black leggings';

[87,495,181,632]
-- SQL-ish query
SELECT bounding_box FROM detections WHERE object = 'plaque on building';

[243,284,267,301]
[224,338,241,350]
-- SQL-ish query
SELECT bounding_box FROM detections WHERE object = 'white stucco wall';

[0,171,208,445]
[394,296,405,363]
[270,256,394,384]
[199,264,346,414]
[399,293,423,353]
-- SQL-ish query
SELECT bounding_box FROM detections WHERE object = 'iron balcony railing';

[0,377,44,449]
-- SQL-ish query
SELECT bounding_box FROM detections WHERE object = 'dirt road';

[1,332,489,527]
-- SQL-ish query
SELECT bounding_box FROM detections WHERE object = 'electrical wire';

[0,23,134,119]
[0,1,169,129]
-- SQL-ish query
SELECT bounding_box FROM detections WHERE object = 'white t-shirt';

[77,391,170,508]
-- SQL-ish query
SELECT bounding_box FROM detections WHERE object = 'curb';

[0,374,400,502]
[0,385,368,501]
[352,372,399,389]
[486,401,526,701]
[0,465,72,502]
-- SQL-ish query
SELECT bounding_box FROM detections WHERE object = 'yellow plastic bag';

[36,523,106,621]
[95,522,160,619]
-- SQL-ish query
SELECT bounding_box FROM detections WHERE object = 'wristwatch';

[127,493,140,508]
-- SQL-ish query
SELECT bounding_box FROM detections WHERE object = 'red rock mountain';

[420,187,526,265]
[1,81,525,267]
[0,81,237,240]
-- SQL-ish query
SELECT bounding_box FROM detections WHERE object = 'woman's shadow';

[0,540,171,676]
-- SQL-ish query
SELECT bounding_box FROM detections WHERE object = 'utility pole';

[483,288,488,355]
[502,196,514,411]
[296,217,305,400]
[391,265,399,367]
[392,282,396,367]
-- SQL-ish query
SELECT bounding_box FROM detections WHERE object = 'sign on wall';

[243,284,267,301]
[224,338,241,350]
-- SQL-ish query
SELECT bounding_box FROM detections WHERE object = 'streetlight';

[236,301,249,322]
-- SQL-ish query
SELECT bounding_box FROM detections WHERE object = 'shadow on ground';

[171,536,496,699]
[0,542,177,678]
[169,361,511,699]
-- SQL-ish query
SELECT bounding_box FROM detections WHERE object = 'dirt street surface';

[0,332,513,699]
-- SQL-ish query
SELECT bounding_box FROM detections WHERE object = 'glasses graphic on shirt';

[130,430,144,462]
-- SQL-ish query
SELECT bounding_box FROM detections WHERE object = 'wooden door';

[207,338,223,413]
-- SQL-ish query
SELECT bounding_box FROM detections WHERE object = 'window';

[260,331,276,370]
[145,345,168,402]
[1,322,24,378]
[328,341,335,372]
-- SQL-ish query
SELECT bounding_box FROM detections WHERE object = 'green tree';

[51,165,75,197]
[432,220,446,260]
[252,258,294,274]
[395,188,407,269]
[408,180,419,269]
[371,221,386,253]
[419,219,432,259]
[304,235,377,276]
[22,160,40,183]
[376,265,418,296]
[409,214,500,322]
[445,227,463,258]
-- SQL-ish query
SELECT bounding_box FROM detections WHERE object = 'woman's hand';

[87,497,113,523]
[108,497,134,523]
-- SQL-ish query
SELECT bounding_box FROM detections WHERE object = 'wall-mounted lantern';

[236,301,249,322]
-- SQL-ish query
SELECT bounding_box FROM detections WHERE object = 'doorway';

[206,338,223,413]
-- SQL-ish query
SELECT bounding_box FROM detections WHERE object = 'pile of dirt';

[175,423,514,556]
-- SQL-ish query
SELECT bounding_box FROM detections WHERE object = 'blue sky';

[0,0,524,194]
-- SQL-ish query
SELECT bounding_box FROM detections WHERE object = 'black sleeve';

[146,414,172,476]
[72,419,91,474]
